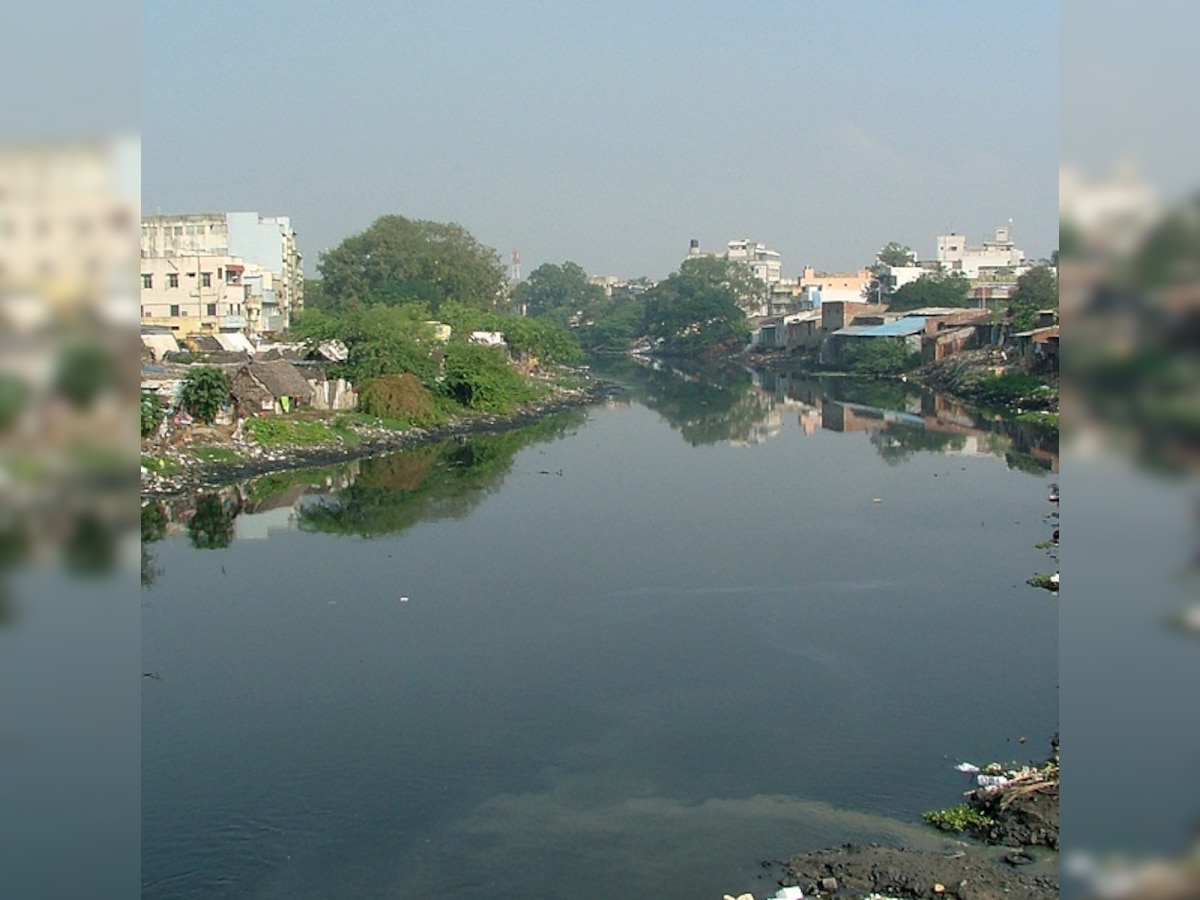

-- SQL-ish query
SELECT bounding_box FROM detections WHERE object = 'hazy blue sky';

[142,1,1058,280]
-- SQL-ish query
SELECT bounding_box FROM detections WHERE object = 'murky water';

[142,365,1058,898]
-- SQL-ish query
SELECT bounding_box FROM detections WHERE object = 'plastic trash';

[773,888,805,900]
[955,762,981,773]
[976,774,1009,788]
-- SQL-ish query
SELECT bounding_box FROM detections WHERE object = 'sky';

[141,1,1059,281]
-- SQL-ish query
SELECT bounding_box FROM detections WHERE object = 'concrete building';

[725,239,783,287]
[141,211,304,335]
[0,138,138,329]
[139,255,254,337]
[935,225,1027,278]
[799,267,874,306]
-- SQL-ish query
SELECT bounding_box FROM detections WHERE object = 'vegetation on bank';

[923,804,995,833]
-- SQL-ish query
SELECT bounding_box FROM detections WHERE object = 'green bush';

[55,343,114,410]
[141,391,164,437]
[0,373,26,432]
[923,804,994,832]
[179,366,231,424]
[841,338,921,375]
[358,373,442,425]
[440,342,539,412]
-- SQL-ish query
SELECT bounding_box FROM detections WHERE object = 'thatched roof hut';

[230,358,315,413]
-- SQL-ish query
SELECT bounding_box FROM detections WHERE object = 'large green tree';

[1007,264,1059,332]
[643,257,754,356]
[876,241,916,267]
[317,215,506,313]
[886,271,971,312]
[514,261,606,324]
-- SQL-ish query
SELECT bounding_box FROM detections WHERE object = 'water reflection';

[590,357,1058,473]
[595,356,769,446]
[143,409,588,548]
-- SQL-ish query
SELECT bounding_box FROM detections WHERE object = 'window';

[201,272,212,287]
[169,304,180,317]
[167,272,179,288]
[141,273,152,289]
[141,307,148,318]
[207,303,217,317]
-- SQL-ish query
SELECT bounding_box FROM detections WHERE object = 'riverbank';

[742,346,1059,427]
[141,371,622,498]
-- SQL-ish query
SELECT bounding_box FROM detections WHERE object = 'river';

[141,362,1058,899]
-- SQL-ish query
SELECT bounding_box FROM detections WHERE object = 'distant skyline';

[141,1,1058,281]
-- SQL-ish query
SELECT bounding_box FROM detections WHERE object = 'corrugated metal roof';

[833,317,926,338]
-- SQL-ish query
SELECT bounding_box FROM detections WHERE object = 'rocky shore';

[735,744,1060,900]
[141,374,623,498]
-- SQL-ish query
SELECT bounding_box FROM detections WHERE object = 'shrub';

[141,391,164,437]
[923,804,994,833]
[841,338,921,375]
[440,342,537,412]
[358,373,441,425]
[55,343,114,410]
[0,373,26,432]
[179,366,231,424]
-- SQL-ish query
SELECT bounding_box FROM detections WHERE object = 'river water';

[141,363,1059,899]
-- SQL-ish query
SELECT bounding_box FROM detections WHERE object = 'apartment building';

[139,254,253,336]
[140,211,303,335]
[935,225,1027,278]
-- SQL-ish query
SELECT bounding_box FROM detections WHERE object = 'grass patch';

[192,445,240,464]
[923,804,994,833]
[141,455,181,476]
[245,416,338,447]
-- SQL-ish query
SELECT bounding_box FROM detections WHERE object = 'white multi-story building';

[935,226,1026,278]
[141,211,303,335]
[725,239,783,287]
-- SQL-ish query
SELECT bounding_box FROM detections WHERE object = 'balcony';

[222,315,247,330]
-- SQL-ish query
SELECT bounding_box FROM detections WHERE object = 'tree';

[302,278,328,311]
[514,261,606,324]
[863,242,918,303]
[887,271,971,312]
[876,241,916,267]
[1007,265,1058,332]
[317,215,506,313]
[292,303,441,386]
[439,301,582,364]
[579,297,645,352]
[179,366,231,424]
[54,342,114,410]
[643,257,754,356]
